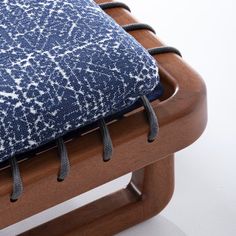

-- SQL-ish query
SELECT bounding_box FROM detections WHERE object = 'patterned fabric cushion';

[0,0,161,163]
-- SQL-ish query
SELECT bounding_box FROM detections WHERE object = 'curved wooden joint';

[0,0,207,234]
[130,154,175,220]
[21,155,174,236]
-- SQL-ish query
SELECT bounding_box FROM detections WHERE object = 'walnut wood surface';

[0,0,207,233]
[23,155,174,236]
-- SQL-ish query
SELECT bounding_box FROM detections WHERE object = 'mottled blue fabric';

[0,0,161,163]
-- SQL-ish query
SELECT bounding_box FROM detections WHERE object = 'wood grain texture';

[0,0,207,233]
[22,155,175,236]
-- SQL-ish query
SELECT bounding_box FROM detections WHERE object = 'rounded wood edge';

[20,156,175,236]
[0,1,207,229]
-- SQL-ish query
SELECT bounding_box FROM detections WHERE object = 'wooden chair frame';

[0,0,207,235]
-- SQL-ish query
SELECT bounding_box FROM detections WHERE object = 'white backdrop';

[2,1,236,235]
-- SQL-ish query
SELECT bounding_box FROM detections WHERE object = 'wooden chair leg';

[21,154,174,236]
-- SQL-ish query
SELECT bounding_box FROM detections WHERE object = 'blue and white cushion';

[0,0,161,163]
